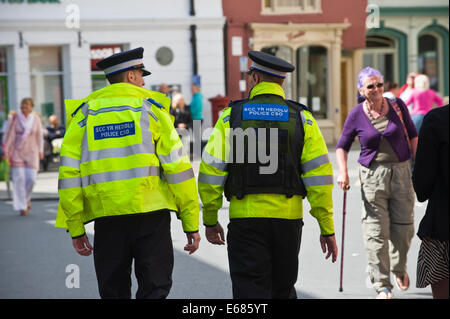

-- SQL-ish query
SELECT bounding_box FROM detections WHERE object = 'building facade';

[0,0,226,129]
[222,0,368,144]
[365,0,449,97]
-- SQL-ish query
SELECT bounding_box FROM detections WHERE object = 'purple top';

[337,98,418,168]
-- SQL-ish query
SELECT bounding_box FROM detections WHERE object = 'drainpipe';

[189,0,198,78]
[223,21,228,96]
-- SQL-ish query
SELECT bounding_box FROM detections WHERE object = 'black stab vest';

[224,94,308,201]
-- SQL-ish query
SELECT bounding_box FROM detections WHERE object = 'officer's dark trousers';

[93,211,173,299]
[227,218,303,299]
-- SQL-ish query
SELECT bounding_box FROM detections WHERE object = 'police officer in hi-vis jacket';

[198,50,338,299]
[55,47,200,299]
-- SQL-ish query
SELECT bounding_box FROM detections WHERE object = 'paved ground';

[0,147,432,299]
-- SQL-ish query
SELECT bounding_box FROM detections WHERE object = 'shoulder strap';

[229,98,248,129]
[284,99,307,197]
[390,98,412,152]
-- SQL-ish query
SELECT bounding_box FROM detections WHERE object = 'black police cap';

[96,47,151,77]
[247,50,295,78]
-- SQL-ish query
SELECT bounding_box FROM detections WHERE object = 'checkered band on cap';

[250,61,287,78]
[103,58,144,76]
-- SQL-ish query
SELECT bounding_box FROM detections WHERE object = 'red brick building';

[222,0,368,144]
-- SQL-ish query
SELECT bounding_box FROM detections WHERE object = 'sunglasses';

[366,83,384,90]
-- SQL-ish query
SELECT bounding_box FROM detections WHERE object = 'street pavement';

[0,147,432,299]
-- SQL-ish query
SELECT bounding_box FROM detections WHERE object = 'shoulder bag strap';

[390,98,412,152]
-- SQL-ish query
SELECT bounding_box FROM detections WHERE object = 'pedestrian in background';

[46,114,65,143]
[404,74,444,133]
[2,98,43,216]
[189,83,203,123]
[398,72,417,113]
[42,114,65,170]
[336,67,418,299]
[55,47,200,299]
[199,51,337,299]
[413,104,449,299]
[170,93,192,131]
[382,81,399,100]
[158,83,170,95]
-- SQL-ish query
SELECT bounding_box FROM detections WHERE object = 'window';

[90,44,123,90]
[0,47,9,128]
[418,34,439,92]
[260,45,329,119]
[297,46,328,119]
[261,46,294,100]
[29,46,64,122]
[363,35,397,85]
[262,0,321,14]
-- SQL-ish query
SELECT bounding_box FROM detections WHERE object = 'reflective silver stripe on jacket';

[77,102,90,128]
[302,175,334,187]
[60,156,81,170]
[300,110,306,127]
[81,166,160,187]
[201,151,228,172]
[143,99,159,122]
[59,166,160,189]
[158,147,185,164]
[164,168,195,184]
[82,143,154,163]
[88,105,143,116]
[301,154,330,173]
[198,172,227,185]
[58,176,82,190]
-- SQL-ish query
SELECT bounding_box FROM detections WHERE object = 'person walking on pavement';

[397,72,417,114]
[403,74,444,134]
[55,47,200,299]
[198,50,337,299]
[42,114,65,170]
[170,93,192,131]
[189,83,203,123]
[413,104,449,299]
[336,67,418,299]
[2,98,44,216]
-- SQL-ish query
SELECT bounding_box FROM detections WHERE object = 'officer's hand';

[320,234,338,263]
[205,222,225,245]
[184,232,201,255]
[72,235,93,257]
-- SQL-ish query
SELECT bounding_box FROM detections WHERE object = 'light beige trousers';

[359,161,415,293]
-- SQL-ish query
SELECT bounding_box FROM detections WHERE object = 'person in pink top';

[2,98,44,216]
[404,74,444,133]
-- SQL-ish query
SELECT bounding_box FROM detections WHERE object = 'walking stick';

[339,185,349,292]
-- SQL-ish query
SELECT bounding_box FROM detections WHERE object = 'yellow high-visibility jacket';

[198,82,335,236]
[55,83,199,238]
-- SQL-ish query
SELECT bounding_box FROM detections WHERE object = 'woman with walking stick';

[336,67,417,299]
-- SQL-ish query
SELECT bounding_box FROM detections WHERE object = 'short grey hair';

[357,67,384,89]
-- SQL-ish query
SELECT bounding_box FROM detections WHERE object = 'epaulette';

[229,98,249,108]
[71,102,86,117]
[146,98,164,109]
